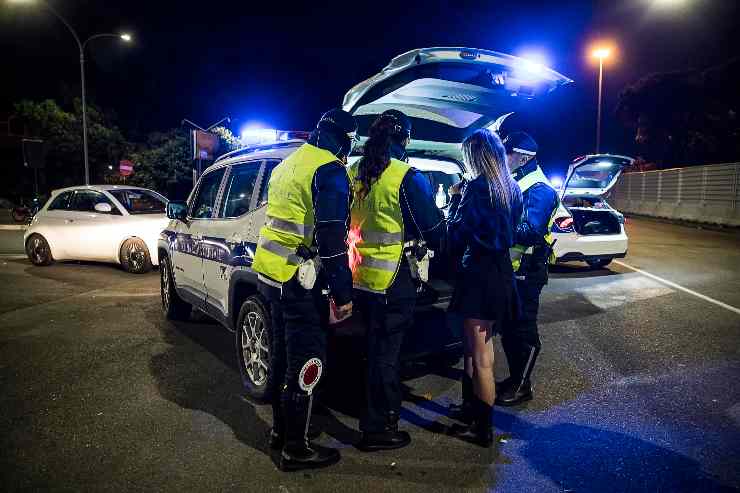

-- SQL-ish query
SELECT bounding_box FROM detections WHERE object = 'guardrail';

[609,162,740,227]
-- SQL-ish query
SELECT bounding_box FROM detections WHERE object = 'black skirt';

[448,249,520,329]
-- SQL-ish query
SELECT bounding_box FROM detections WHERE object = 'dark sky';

[1,0,738,176]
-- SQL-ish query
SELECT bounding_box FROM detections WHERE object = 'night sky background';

[1,0,738,177]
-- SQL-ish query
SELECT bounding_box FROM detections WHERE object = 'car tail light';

[552,216,575,233]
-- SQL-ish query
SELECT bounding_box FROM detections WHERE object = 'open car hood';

[561,154,634,197]
[343,47,572,161]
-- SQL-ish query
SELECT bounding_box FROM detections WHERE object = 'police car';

[551,154,634,268]
[158,47,572,400]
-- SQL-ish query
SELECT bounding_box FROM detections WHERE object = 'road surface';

[0,217,738,492]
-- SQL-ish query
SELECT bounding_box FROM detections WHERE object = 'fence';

[608,163,740,227]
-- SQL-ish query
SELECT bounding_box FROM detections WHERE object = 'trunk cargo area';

[570,208,621,235]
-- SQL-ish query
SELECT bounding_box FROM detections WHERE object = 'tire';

[160,254,192,321]
[25,234,54,266]
[235,296,273,402]
[587,259,612,269]
[120,238,152,274]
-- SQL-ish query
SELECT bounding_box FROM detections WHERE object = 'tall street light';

[591,46,611,154]
[9,0,132,185]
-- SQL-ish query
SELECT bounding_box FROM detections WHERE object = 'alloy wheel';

[241,310,269,387]
[161,261,170,311]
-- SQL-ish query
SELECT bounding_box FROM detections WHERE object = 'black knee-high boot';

[448,397,494,448]
[449,373,474,423]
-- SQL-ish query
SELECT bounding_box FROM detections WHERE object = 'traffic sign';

[119,160,134,177]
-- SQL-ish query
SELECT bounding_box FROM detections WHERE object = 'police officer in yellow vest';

[252,109,356,472]
[497,132,560,406]
[349,110,445,451]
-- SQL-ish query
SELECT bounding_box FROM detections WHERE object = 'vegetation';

[616,58,740,167]
[9,100,242,199]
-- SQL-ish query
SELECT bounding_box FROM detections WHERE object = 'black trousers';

[501,278,544,389]
[356,264,417,433]
[258,276,329,446]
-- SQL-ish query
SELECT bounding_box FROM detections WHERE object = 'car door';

[201,159,264,317]
[171,166,227,304]
[64,190,123,261]
[37,191,74,258]
[342,47,572,161]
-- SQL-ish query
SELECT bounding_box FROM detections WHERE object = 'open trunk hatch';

[562,154,634,198]
[343,47,572,160]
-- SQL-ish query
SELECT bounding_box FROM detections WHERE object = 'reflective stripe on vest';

[252,143,340,283]
[348,158,411,292]
[510,165,559,272]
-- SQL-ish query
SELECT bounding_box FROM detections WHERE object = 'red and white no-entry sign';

[119,160,134,177]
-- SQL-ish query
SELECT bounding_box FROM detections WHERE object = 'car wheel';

[25,234,54,266]
[160,254,191,321]
[236,296,273,402]
[120,238,152,274]
[587,259,612,269]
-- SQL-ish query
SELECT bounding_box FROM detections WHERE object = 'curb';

[0,225,27,231]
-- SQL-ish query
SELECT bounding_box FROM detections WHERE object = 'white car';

[551,154,634,268]
[24,185,169,273]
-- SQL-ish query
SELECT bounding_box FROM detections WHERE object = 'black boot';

[278,392,340,472]
[357,411,411,452]
[497,340,539,407]
[448,398,493,448]
[495,380,534,406]
[449,373,474,423]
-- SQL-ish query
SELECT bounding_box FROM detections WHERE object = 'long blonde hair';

[461,129,520,212]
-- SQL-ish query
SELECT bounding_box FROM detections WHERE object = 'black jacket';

[513,160,559,282]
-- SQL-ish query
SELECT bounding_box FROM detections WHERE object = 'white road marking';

[573,275,673,310]
[614,260,740,316]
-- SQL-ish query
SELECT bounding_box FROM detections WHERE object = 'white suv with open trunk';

[158,47,572,400]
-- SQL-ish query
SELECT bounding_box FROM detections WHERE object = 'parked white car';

[24,185,169,273]
[551,154,634,268]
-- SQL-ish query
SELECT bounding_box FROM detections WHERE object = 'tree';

[616,58,740,167]
[127,128,193,199]
[13,99,130,189]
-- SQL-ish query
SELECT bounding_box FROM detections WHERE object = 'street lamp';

[9,0,132,185]
[591,46,612,153]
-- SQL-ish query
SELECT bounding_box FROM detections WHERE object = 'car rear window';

[47,191,72,211]
[109,189,167,214]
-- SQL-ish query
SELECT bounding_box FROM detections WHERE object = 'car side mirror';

[167,201,188,221]
[94,202,113,213]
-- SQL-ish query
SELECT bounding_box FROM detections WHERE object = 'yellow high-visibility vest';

[348,158,411,293]
[510,165,558,272]
[252,143,340,283]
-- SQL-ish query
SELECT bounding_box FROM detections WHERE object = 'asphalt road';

[0,218,738,492]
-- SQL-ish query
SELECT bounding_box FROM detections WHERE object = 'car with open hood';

[551,154,634,268]
[158,47,572,400]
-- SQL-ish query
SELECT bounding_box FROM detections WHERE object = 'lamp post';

[9,0,132,185]
[591,47,611,153]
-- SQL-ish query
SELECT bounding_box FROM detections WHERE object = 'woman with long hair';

[349,110,445,451]
[446,128,523,446]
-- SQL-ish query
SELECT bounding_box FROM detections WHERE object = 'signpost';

[22,138,46,196]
